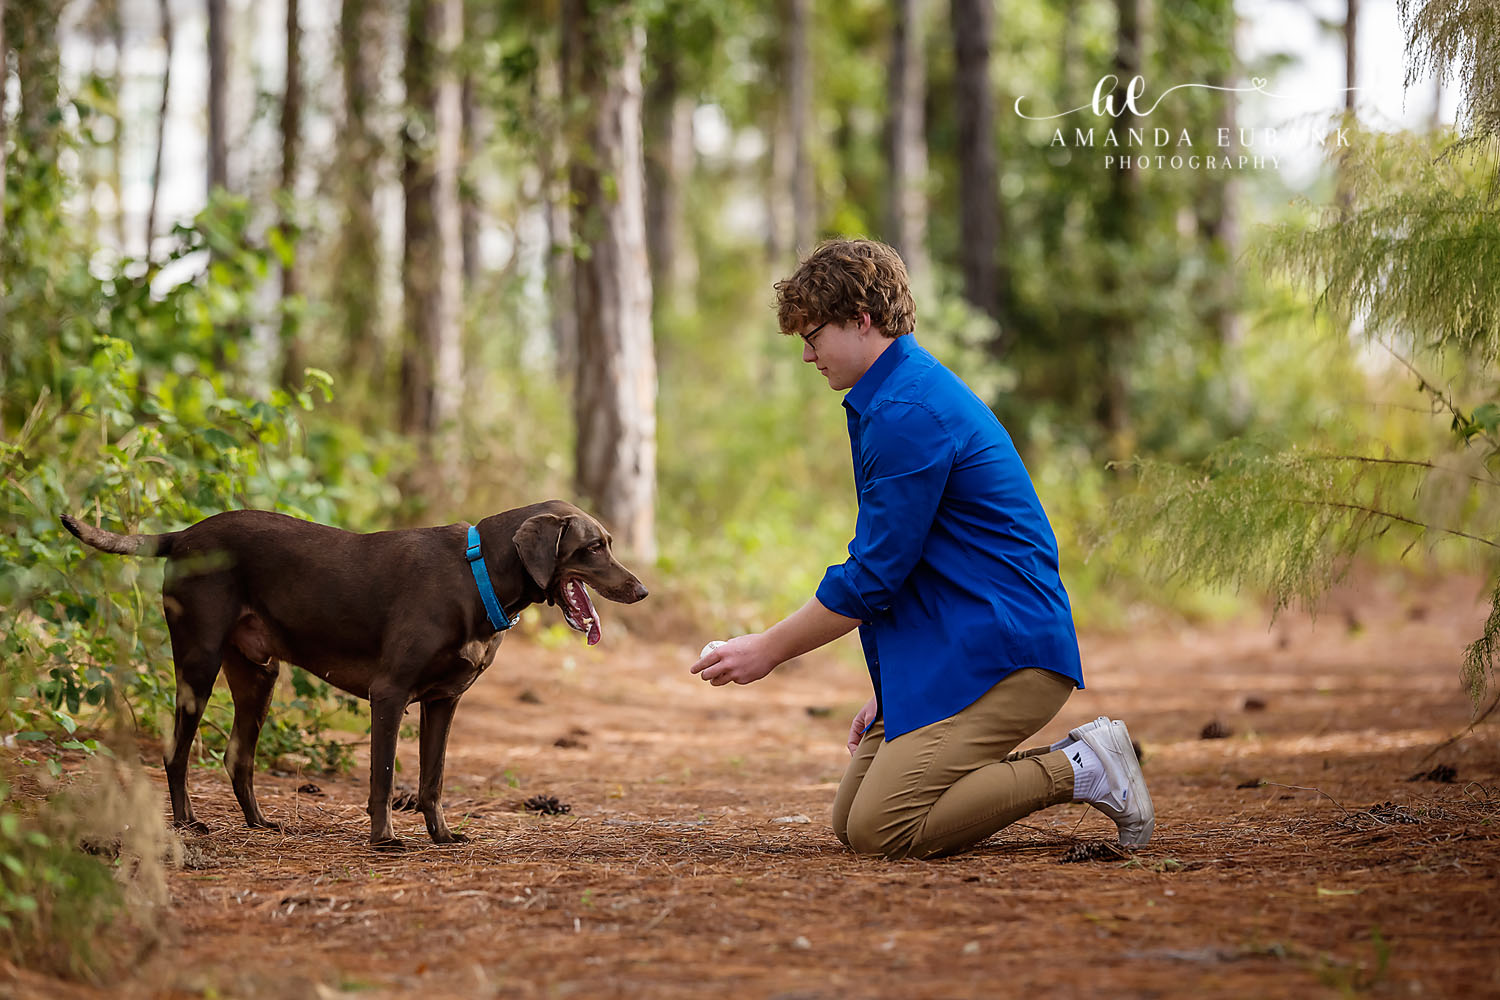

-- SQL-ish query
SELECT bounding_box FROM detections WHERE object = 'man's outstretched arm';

[690,597,861,686]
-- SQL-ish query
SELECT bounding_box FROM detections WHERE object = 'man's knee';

[831,806,851,849]
[844,802,919,860]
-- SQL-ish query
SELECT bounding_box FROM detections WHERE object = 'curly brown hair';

[774,239,915,339]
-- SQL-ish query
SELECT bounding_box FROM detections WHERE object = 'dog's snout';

[630,581,648,603]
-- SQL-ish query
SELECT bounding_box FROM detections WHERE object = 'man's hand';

[690,634,777,686]
[847,695,878,755]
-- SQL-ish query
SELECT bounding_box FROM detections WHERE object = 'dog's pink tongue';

[582,588,602,646]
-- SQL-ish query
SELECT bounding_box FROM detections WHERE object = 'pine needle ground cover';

[2,573,1496,999]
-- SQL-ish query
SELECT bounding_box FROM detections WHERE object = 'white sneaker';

[1069,717,1155,848]
[1050,715,1109,752]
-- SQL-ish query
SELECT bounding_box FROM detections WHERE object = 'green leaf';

[1471,402,1500,435]
[201,428,240,453]
[267,226,295,269]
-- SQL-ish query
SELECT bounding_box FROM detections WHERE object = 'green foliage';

[2,314,375,770]
[1112,436,1494,599]
[1096,0,1500,705]
[2,79,391,782]
[1259,129,1500,367]
[0,779,123,980]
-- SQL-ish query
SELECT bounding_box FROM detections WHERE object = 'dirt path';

[7,573,1499,999]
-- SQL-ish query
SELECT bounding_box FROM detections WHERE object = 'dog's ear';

[513,513,567,590]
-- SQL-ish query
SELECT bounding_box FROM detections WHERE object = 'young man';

[690,238,1154,860]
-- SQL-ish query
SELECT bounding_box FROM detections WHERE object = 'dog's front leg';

[418,696,464,843]
[367,690,408,847]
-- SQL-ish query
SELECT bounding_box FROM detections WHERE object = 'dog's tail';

[60,514,180,558]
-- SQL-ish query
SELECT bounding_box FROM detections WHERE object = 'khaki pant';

[832,667,1076,860]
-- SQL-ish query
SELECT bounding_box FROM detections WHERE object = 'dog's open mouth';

[559,577,601,646]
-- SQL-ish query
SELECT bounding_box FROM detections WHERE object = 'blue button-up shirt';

[814,334,1083,740]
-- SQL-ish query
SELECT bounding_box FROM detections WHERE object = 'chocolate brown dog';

[61,501,647,847]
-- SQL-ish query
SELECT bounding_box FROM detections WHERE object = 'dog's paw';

[248,818,284,832]
[174,818,212,836]
[370,836,407,852]
[432,830,470,845]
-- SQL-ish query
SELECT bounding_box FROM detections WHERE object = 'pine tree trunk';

[1059,0,1080,109]
[147,0,172,257]
[11,0,60,163]
[1344,0,1358,117]
[950,0,1001,321]
[207,0,228,194]
[0,0,7,257]
[400,0,464,482]
[337,0,384,388]
[461,70,479,291]
[5,0,61,387]
[1097,0,1141,455]
[886,0,928,286]
[108,0,126,252]
[767,0,812,265]
[562,4,658,559]
[0,0,7,384]
[1198,3,1246,429]
[279,0,303,389]
[788,0,814,255]
[644,54,697,314]
[1338,0,1358,216]
[538,46,577,384]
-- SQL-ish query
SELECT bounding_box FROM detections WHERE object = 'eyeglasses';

[800,319,831,350]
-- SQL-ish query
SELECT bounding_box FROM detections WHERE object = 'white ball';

[700,640,726,658]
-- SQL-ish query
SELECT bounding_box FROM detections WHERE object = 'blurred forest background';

[1,0,1497,976]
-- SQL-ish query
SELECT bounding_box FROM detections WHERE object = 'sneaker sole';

[1109,720,1155,847]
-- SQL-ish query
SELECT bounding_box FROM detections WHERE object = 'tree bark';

[146,0,172,257]
[400,0,465,479]
[886,0,928,285]
[1338,0,1358,215]
[1197,4,1246,429]
[0,0,7,381]
[1097,0,1141,455]
[1,0,7,257]
[279,0,303,388]
[950,0,1001,322]
[3,0,61,387]
[562,3,658,559]
[766,0,812,265]
[461,70,479,291]
[1344,0,1358,118]
[787,0,814,256]
[11,0,60,163]
[644,52,697,313]
[538,46,578,384]
[1059,0,1081,109]
[108,0,126,252]
[337,0,384,387]
[207,0,228,194]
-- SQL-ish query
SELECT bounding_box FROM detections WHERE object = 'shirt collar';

[843,333,918,416]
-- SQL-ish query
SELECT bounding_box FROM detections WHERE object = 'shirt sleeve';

[816,400,957,622]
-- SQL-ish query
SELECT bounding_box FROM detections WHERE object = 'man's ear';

[513,513,567,590]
